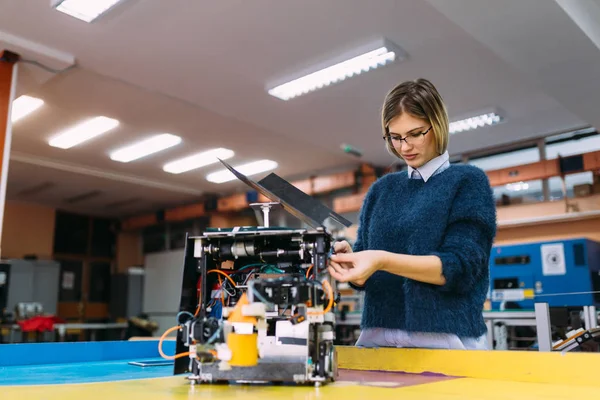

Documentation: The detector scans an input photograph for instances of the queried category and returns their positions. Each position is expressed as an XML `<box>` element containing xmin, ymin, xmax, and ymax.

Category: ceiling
<box><xmin>0</xmin><ymin>0</ymin><xmax>599</xmax><ymax>218</ymax></box>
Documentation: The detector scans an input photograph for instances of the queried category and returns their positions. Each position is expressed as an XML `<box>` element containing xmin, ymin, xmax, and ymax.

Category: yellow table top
<box><xmin>5</xmin><ymin>344</ymin><xmax>600</xmax><ymax>399</ymax></box>
<box><xmin>4</xmin><ymin>373</ymin><xmax>600</xmax><ymax>400</ymax></box>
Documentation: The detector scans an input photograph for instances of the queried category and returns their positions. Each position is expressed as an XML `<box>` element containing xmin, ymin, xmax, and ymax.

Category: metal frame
<box><xmin>534</xmin><ymin>303</ymin><xmax>553</xmax><ymax>352</ymax></box>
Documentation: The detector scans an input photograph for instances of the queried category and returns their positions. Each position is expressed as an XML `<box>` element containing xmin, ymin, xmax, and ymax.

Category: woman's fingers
<box><xmin>334</xmin><ymin>240</ymin><xmax>352</xmax><ymax>254</ymax></box>
<box><xmin>329</xmin><ymin>261</ymin><xmax>346</xmax><ymax>275</ymax></box>
<box><xmin>329</xmin><ymin>260</ymin><xmax>354</xmax><ymax>271</ymax></box>
<box><xmin>328</xmin><ymin>266</ymin><xmax>348</xmax><ymax>282</ymax></box>
<box><xmin>329</xmin><ymin>254</ymin><xmax>357</xmax><ymax>282</ymax></box>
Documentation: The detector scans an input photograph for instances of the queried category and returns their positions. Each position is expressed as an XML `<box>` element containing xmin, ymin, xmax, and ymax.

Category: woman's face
<box><xmin>387</xmin><ymin>112</ymin><xmax>437</xmax><ymax>169</ymax></box>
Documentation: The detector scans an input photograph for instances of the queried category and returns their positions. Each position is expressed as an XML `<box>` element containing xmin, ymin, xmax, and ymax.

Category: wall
<box><xmin>1</xmin><ymin>200</ymin><xmax>145</xmax><ymax>268</ymax></box>
<box><xmin>208</xmin><ymin>213</ymin><xmax>256</xmax><ymax>228</ymax></box>
<box><xmin>496</xmin><ymin>217</ymin><xmax>600</xmax><ymax>245</ymax></box>
<box><xmin>1</xmin><ymin>201</ymin><xmax>56</xmax><ymax>260</ymax></box>
<box><xmin>116</xmin><ymin>231</ymin><xmax>143</xmax><ymax>273</ymax></box>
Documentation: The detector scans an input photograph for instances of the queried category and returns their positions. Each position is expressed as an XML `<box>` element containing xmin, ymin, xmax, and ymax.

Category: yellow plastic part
<box><xmin>226</xmin><ymin>293</ymin><xmax>257</xmax><ymax>325</ymax></box>
<box><xmin>227</xmin><ymin>332</ymin><xmax>258</xmax><ymax>367</ymax></box>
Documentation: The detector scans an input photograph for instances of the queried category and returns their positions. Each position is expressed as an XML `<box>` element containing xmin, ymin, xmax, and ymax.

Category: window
<box><xmin>468</xmin><ymin>146</ymin><xmax>540</xmax><ymax>171</ymax></box>
<box><xmin>545</xmin><ymin>130</ymin><xmax>600</xmax><ymax>159</ymax></box>
<box><xmin>544</xmin><ymin>129</ymin><xmax>599</xmax><ymax>199</ymax></box>
<box><xmin>169</xmin><ymin>220</ymin><xmax>197</xmax><ymax>250</ymax></box>
<box><xmin>493</xmin><ymin>179</ymin><xmax>545</xmax><ymax>205</ymax></box>
<box><xmin>88</xmin><ymin>262</ymin><xmax>111</xmax><ymax>303</ymax></box>
<box><xmin>54</xmin><ymin>212</ymin><xmax>90</xmax><ymax>255</ymax></box>
<box><xmin>468</xmin><ymin>146</ymin><xmax>541</xmax><ymax>204</ymax></box>
<box><xmin>142</xmin><ymin>225</ymin><xmax>167</xmax><ymax>254</ymax></box>
<box><xmin>547</xmin><ymin>172</ymin><xmax>596</xmax><ymax>200</ymax></box>
<box><xmin>91</xmin><ymin>217</ymin><xmax>116</xmax><ymax>258</ymax></box>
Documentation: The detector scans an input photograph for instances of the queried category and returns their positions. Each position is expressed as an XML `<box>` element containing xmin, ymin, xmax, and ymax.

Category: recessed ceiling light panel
<box><xmin>267</xmin><ymin>38</ymin><xmax>406</xmax><ymax>101</ymax></box>
<box><xmin>48</xmin><ymin>116</ymin><xmax>119</xmax><ymax>149</ymax></box>
<box><xmin>163</xmin><ymin>148</ymin><xmax>235</xmax><ymax>174</ymax></box>
<box><xmin>11</xmin><ymin>95</ymin><xmax>44</xmax><ymax>123</ymax></box>
<box><xmin>449</xmin><ymin>112</ymin><xmax>503</xmax><ymax>134</ymax></box>
<box><xmin>110</xmin><ymin>133</ymin><xmax>182</xmax><ymax>163</ymax></box>
<box><xmin>206</xmin><ymin>159</ymin><xmax>278</xmax><ymax>184</ymax></box>
<box><xmin>51</xmin><ymin>0</ymin><xmax>125</xmax><ymax>23</ymax></box>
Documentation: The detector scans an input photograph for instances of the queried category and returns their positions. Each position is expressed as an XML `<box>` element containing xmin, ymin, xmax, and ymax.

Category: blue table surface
<box><xmin>0</xmin><ymin>340</ymin><xmax>179</xmax><ymax>386</ymax></box>
<box><xmin>0</xmin><ymin>358</ymin><xmax>176</xmax><ymax>386</ymax></box>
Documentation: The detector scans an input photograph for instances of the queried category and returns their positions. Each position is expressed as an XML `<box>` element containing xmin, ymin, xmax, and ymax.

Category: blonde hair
<box><xmin>381</xmin><ymin>78</ymin><xmax>449</xmax><ymax>159</ymax></box>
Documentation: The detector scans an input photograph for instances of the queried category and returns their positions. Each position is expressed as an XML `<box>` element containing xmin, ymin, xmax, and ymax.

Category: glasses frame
<box><xmin>383</xmin><ymin>126</ymin><xmax>432</xmax><ymax>147</ymax></box>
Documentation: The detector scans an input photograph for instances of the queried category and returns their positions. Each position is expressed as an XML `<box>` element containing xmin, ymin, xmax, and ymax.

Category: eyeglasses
<box><xmin>383</xmin><ymin>126</ymin><xmax>432</xmax><ymax>147</ymax></box>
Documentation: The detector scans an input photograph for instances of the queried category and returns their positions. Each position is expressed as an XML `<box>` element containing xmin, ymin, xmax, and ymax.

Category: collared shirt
<box><xmin>407</xmin><ymin>150</ymin><xmax>450</xmax><ymax>182</ymax></box>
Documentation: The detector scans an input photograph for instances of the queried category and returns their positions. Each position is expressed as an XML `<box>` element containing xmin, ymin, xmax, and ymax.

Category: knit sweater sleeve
<box><xmin>347</xmin><ymin>180</ymin><xmax>379</xmax><ymax>291</ymax></box>
<box><xmin>351</xmin><ymin>180</ymin><xmax>379</xmax><ymax>253</ymax></box>
<box><xmin>428</xmin><ymin>167</ymin><xmax>497</xmax><ymax>293</ymax></box>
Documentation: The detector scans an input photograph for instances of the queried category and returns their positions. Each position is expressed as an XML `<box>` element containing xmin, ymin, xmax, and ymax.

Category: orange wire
<box><xmin>158</xmin><ymin>326</ymin><xmax>191</xmax><ymax>360</ymax></box>
<box><xmin>308</xmin><ymin>279</ymin><xmax>334</xmax><ymax>315</ymax></box>
<box><xmin>159</xmin><ymin>271</ymin><xmax>235</xmax><ymax>362</ymax></box>
<box><xmin>192</xmin><ymin>270</ymin><xmax>237</xmax><ymax>316</ymax></box>
<box><xmin>207</xmin><ymin>269</ymin><xmax>237</xmax><ymax>287</ymax></box>
<box><xmin>305</xmin><ymin>265</ymin><xmax>313</xmax><ymax>278</ymax></box>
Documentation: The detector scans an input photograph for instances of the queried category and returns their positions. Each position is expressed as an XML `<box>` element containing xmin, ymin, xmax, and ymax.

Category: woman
<box><xmin>328</xmin><ymin>78</ymin><xmax>496</xmax><ymax>350</ymax></box>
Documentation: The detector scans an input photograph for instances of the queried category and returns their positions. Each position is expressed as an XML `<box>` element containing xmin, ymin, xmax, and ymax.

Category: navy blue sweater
<box><xmin>352</xmin><ymin>164</ymin><xmax>497</xmax><ymax>338</ymax></box>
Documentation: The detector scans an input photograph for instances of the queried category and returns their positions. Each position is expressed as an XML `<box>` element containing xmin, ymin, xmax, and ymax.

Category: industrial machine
<box><xmin>489</xmin><ymin>238</ymin><xmax>600</xmax><ymax>310</ymax></box>
<box><xmin>163</xmin><ymin>159</ymin><xmax>351</xmax><ymax>386</ymax></box>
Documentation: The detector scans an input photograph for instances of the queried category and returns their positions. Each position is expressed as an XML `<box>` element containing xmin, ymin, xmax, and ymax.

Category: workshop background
<box><xmin>1</xmin><ymin>0</ymin><xmax>600</xmax><ymax>352</ymax></box>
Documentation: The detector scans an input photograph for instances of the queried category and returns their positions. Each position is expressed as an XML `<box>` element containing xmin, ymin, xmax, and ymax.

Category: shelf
<box><xmin>498</xmin><ymin>209</ymin><xmax>600</xmax><ymax>229</ymax></box>
<box><xmin>483</xmin><ymin>311</ymin><xmax>535</xmax><ymax>319</ymax></box>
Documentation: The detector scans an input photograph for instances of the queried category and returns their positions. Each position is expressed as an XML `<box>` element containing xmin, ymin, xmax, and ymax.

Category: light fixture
<box><xmin>49</xmin><ymin>116</ymin><xmax>119</xmax><ymax>149</ymax></box>
<box><xmin>206</xmin><ymin>160</ymin><xmax>278</xmax><ymax>184</ymax></box>
<box><xmin>11</xmin><ymin>95</ymin><xmax>44</xmax><ymax>123</ymax></box>
<box><xmin>51</xmin><ymin>0</ymin><xmax>125</xmax><ymax>23</ymax></box>
<box><xmin>449</xmin><ymin>112</ymin><xmax>503</xmax><ymax>134</ymax></box>
<box><xmin>267</xmin><ymin>38</ymin><xmax>406</xmax><ymax>101</ymax></box>
<box><xmin>109</xmin><ymin>133</ymin><xmax>182</xmax><ymax>163</ymax></box>
<box><xmin>506</xmin><ymin>181</ymin><xmax>529</xmax><ymax>192</ymax></box>
<box><xmin>163</xmin><ymin>148</ymin><xmax>235</xmax><ymax>174</ymax></box>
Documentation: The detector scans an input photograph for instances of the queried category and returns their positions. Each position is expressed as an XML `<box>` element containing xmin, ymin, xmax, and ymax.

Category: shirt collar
<box><xmin>407</xmin><ymin>151</ymin><xmax>450</xmax><ymax>182</ymax></box>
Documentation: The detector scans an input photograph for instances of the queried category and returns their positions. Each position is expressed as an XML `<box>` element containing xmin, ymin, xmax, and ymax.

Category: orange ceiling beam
<box><xmin>0</xmin><ymin>51</ymin><xmax>19</xmax><ymax>256</ymax></box>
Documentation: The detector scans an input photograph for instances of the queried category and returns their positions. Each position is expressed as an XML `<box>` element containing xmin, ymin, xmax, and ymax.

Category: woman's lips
<box><xmin>403</xmin><ymin>154</ymin><xmax>417</xmax><ymax>160</ymax></box>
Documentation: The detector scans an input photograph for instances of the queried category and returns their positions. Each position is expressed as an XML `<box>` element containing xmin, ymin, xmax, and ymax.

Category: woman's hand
<box><xmin>328</xmin><ymin>250</ymin><xmax>385</xmax><ymax>286</ymax></box>
<box><xmin>333</xmin><ymin>240</ymin><xmax>353</xmax><ymax>254</ymax></box>
<box><xmin>329</xmin><ymin>240</ymin><xmax>355</xmax><ymax>283</ymax></box>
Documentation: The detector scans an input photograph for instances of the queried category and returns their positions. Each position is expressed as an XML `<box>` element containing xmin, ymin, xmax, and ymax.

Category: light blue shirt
<box><xmin>406</xmin><ymin>151</ymin><xmax>450</xmax><ymax>182</ymax></box>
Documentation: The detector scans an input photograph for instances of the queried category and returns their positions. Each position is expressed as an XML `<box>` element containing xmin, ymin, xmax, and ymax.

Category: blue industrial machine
<box><xmin>489</xmin><ymin>238</ymin><xmax>600</xmax><ymax>310</ymax></box>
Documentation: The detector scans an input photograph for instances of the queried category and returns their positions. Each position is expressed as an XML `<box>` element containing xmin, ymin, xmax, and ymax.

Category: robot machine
<box><xmin>168</xmin><ymin>159</ymin><xmax>352</xmax><ymax>386</ymax></box>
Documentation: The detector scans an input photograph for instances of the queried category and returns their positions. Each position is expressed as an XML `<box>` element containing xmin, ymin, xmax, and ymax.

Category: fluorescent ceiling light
<box><xmin>449</xmin><ymin>112</ymin><xmax>503</xmax><ymax>134</ymax></box>
<box><xmin>163</xmin><ymin>148</ymin><xmax>235</xmax><ymax>174</ymax></box>
<box><xmin>207</xmin><ymin>160</ymin><xmax>278</xmax><ymax>184</ymax></box>
<box><xmin>11</xmin><ymin>95</ymin><xmax>44</xmax><ymax>123</ymax></box>
<box><xmin>268</xmin><ymin>39</ymin><xmax>405</xmax><ymax>101</ymax></box>
<box><xmin>52</xmin><ymin>0</ymin><xmax>124</xmax><ymax>23</ymax></box>
<box><xmin>49</xmin><ymin>116</ymin><xmax>119</xmax><ymax>149</ymax></box>
<box><xmin>110</xmin><ymin>133</ymin><xmax>182</xmax><ymax>163</ymax></box>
